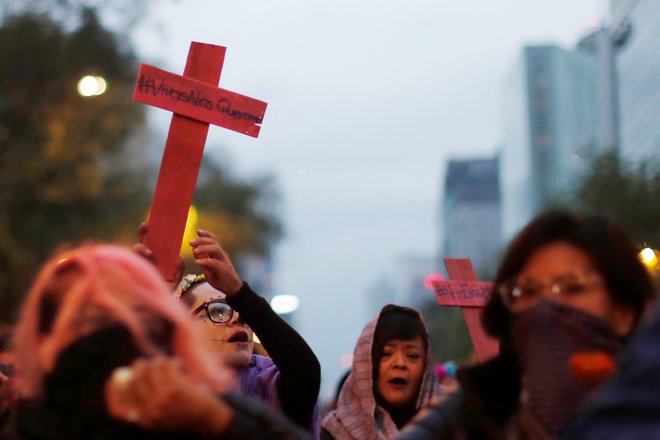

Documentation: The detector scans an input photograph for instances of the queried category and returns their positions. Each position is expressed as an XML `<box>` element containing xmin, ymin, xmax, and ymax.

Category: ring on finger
<box><xmin>111</xmin><ymin>367</ymin><xmax>134</xmax><ymax>390</ymax></box>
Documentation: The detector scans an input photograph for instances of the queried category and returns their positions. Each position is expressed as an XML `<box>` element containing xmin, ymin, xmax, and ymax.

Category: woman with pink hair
<box><xmin>8</xmin><ymin>244</ymin><xmax>308</xmax><ymax>439</ymax></box>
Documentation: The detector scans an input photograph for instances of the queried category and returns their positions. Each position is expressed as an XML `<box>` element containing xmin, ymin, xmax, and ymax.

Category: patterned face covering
<box><xmin>509</xmin><ymin>299</ymin><xmax>622</xmax><ymax>437</ymax></box>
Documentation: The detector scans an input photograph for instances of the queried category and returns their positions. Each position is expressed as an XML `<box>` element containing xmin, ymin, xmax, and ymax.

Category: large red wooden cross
<box><xmin>431</xmin><ymin>258</ymin><xmax>499</xmax><ymax>362</ymax></box>
<box><xmin>132</xmin><ymin>42</ymin><xmax>267</xmax><ymax>280</ymax></box>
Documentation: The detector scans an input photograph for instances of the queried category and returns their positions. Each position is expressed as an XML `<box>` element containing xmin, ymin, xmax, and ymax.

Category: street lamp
<box><xmin>640</xmin><ymin>247</ymin><xmax>658</xmax><ymax>270</ymax></box>
<box><xmin>77</xmin><ymin>75</ymin><xmax>107</xmax><ymax>97</ymax></box>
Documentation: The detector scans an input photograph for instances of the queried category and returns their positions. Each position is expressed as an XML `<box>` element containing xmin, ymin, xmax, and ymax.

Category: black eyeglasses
<box><xmin>498</xmin><ymin>272</ymin><xmax>604</xmax><ymax>310</ymax></box>
<box><xmin>191</xmin><ymin>300</ymin><xmax>234</xmax><ymax>324</ymax></box>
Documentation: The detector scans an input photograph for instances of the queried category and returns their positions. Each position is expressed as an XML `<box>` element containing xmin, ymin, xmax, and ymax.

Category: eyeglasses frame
<box><xmin>191</xmin><ymin>299</ymin><xmax>235</xmax><ymax>324</ymax></box>
<box><xmin>498</xmin><ymin>272</ymin><xmax>604</xmax><ymax>309</ymax></box>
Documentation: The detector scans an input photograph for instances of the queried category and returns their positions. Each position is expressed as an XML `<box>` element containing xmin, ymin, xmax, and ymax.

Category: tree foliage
<box><xmin>192</xmin><ymin>159</ymin><xmax>283</xmax><ymax>267</ymax></box>
<box><xmin>419</xmin><ymin>299</ymin><xmax>474</xmax><ymax>365</ymax></box>
<box><xmin>0</xmin><ymin>10</ymin><xmax>150</xmax><ymax>320</ymax></box>
<box><xmin>563</xmin><ymin>151</ymin><xmax>660</xmax><ymax>249</ymax></box>
<box><xmin>1</xmin><ymin>0</ymin><xmax>155</xmax><ymax>32</ymax></box>
<box><xmin>0</xmin><ymin>10</ymin><xmax>284</xmax><ymax>322</ymax></box>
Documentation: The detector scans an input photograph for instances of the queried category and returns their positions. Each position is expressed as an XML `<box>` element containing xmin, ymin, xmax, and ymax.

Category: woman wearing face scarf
<box><xmin>397</xmin><ymin>210</ymin><xmax>655</xmax><ymax>440</ymax></box>
<box><xmin>6</xmin><ymin>244</ymin><xmax>309</xmax><ymax>440</ymax></box>
<box><xmin>321</xmin><ymin>305</ymin><xmax>442</xmax><ymax>439</ymax></box>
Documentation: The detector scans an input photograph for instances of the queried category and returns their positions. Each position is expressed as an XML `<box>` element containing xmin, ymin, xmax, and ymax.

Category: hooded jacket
<box><xmin>321</xmin><ymin>305</ymin><xmax>441</xmax><ymax>440</ymax></box>
<box><xmin>566</xmin><ymin>296</ymin><xmax>660</xmax><ymax>439</ymax></box>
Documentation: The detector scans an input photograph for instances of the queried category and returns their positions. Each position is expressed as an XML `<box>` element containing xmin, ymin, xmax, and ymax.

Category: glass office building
<box><xmin>500</xmin><ymin>44</ymin><xmax>612</xmax><ymax>240</ymax></box>
<box><xmin>610</xmin><ymin>0</ymin><xmax>660</xmax><ymax>161</ymax></box>
<box><xmin>442</xmin><ymin>157</ymin><xmax>501</xmax><ymax>276</ymax></box>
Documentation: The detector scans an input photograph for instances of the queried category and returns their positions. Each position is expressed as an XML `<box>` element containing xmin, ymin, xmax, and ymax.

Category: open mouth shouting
<box><xmin>378</xmin><ymin>373</ymin><xmax>421</xmax><ymax>408</ymax></box>
<box><xmin>388</xmin><ymin>376</ymin><xmax>409</xmax><ymax>388</ymax></box>
<box><xmin>228</xmin><ymin>329</ymin><xmax>251</xmax><ymax>345</ymax></box>
<box><xmin>213</xmin><ymin>329</ymin><xmax>253</xmax><ymax>347</ymax></box>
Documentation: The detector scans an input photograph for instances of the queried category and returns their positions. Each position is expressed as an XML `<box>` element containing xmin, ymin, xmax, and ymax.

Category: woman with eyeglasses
<box><xmin>397</xmin><ymin>210</ymin><xmax>655</xmax><ymax>440</ymax></box>
<box><xmin>175</xmin><ymin>229</ymin><xmax>321</xmax><ymax>438</ymax></box>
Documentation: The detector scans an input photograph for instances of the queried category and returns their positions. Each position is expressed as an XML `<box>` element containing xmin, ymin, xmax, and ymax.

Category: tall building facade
<box><xmin>576</xmin><ymin>27</ymin><xmax>620</xmax><ymax>151</ymax></box>
<box><xmin>610</xmin><ymin>0</ymin><xmax>660</xmax><ymax>161</ymax></box>
<box><xmin>500</xmin><ymin>43</ymin><xmax>614</xmax><ymax>240</ymax></box>
<box><xmin>442</xmin><ymin>157</ymin><xmax>501</xmax><ymax>277</ymax></box>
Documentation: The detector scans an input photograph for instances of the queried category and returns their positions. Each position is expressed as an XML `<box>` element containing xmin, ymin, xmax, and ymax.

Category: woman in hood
<box><xmin>321</xmin><ymin>304</ymin><xmax>441</xmax><ymax>439</ymax></box>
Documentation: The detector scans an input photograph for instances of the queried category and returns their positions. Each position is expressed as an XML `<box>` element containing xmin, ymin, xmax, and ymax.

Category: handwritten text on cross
<box><xmin>432</xmin><ymin>280</ymin><xmax>493</xmax><ymax>307</ymax></box>
<box><xmin>134</xmin><ymin>64</ymin><xmax>266</xmax><ymax>137</ymax></box>
<box><xmin>133</xmin><ymin>42</ymin><xmax>267</xmax><ymax>281</ymax></box>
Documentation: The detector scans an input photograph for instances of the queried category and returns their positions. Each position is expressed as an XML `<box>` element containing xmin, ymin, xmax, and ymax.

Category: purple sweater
<box><xmin>240</xmin><ymin>354</ymin><xmax>280</xmax><ymax>407</ymax></box>
<box><xmin>229</xmin><ymin>283</ymin><xmax>321</xmax><ymax>439</ymax></box>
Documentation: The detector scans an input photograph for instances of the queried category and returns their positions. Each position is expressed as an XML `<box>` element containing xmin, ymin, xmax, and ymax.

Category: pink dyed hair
<box><xmin>13</xmin><ymin>244</ymin><xmax>233</xmax><ymax>398</ymax></box>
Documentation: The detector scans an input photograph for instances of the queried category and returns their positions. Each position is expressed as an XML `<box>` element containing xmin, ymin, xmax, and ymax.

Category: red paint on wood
<box><xmin>134</xmin><ymin>64</ymin><xmax>266</xmax><ymax>137</ymax></box>
<box><xmin>134</xmin><ymin>42</ymin><xmax>266</xmax><ymax>280</ymax></box>
<box><xmin>439</xmin><ymin>258</ymin><xmax>500</xmax><ymax>362</ymax></box>
<box><xmin>142</xmin><ymin>42</ymin><xmax>226</xmax><ymax>281</ymax></box>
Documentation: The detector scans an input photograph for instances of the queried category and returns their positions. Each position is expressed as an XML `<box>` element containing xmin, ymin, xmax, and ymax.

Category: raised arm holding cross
<box><xmin>133</xmin><ymin>42</ymin><xmax>267</xmax><ymax>281</ymax></box>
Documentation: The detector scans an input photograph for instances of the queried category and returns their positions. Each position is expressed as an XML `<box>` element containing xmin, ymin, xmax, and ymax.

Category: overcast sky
<box><xmin>131</xmin><ymin>0</ymin><xmax>607</xmax><ymax>398</ymax></box>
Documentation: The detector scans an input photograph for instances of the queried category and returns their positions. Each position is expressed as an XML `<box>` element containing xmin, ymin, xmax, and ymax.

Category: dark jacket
<box><xmin>6</xmin><ymin>324</ymin><xmax>311</xmax><ymax>440</ymax></box>
<box><xmin>396</xmin><ymin>351</ymin><xmax>521</xmax><ymax>440</ymax></box>
<box><xmin>566</xmin><ymin>299</ymin><xmax>660</xmax><ymax>440</ymax></box>
<box><xmin>9</xmin><ymin>392</ymin><xmax>310</xmax><ymax>440</ymax></box>
<box><xmin>229</xmin><ymin>282</ymin><xmax>321</xmax><ymax>437</ymax></box>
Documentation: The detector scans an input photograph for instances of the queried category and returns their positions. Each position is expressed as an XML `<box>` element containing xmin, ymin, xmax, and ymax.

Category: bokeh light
<box><xmin>424</xmin><ymin>273</ymin><xmax>445</xmax><ymax>289</ymax></box>
<box><xmin>640</xmin><ymin>247</ymin><xmax>658</xmax><ymax>269</ymax></box>
<box><xmin>270</xmin><ymin>294</ymin><xmax>300</xmax><ymax>314</ymax></box>
<box><xmin>340</xmin><ymin>354</ymin><xmax>353</xmax><ymax>368</ymax></box>
<box><xmin>180</xmin><ymin>205</ymin><xmax>199</xmax><ymax>256</ymax></box>
<box><xmin>77</xmin><ymin>75</ymin><xmax>107</xmax><ymax>97</ymax></box>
